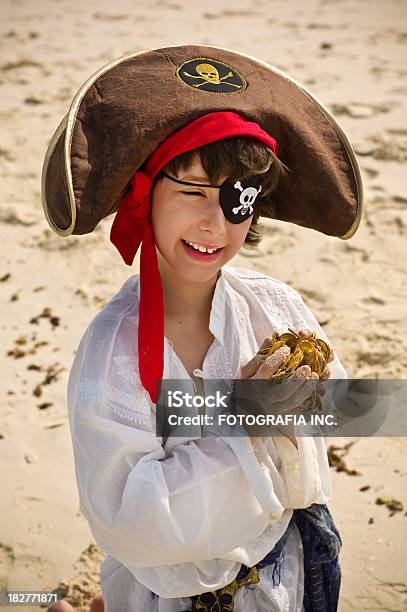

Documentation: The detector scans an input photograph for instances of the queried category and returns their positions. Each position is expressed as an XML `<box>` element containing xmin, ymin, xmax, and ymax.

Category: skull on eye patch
<box><xmin>160</xmin><ymin>172</ymin><xmax>263</xmax><ymax>224</ymax></box>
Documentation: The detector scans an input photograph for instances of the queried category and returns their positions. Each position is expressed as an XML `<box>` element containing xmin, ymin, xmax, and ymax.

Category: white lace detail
<box><xmin>110</xmin><ymin>403</ymin><xmax>150</xmax><ymax>426</ymax></box>
<box><xmin>76</xmin><ymin>376</ymin><xmax>151</xmax><ymax>429</ymax></box>
<box><xmin>113</xmin><ymin>353</ymin><xmax>139</xmax><ymax>385</ymax></box>
<box><xmin>76</xmin><ymin>377</ymin><xmax>106</xmax><ymax>401</ymax></box>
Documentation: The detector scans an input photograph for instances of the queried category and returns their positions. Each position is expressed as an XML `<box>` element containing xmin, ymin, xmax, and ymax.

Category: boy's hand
<box><xmin>241</xmin><ymin>329</ymin><xmax>326</xmax><ymax>380</ymax></box>
<box><xmin>239</xmin><ymin>329</ymin><xmax>330</xmax><ymax>445</ymax></box>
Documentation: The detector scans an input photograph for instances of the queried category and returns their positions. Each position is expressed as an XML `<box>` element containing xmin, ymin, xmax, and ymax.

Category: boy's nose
<box><xmin>198</xmin><ymin>194</ymin><xmax>226</xmax><ymax>235</ymax></box>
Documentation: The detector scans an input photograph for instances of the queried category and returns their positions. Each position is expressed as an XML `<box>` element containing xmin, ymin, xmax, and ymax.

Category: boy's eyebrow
<box><xmin>181</xmin><ymin>174</ymin><xmax>210</xmax><ymax>182</ymax></box>
<box><xmin>161</xmin><ymin>171</ymin><xmax>222</xmax><ymax>188</ymax></box>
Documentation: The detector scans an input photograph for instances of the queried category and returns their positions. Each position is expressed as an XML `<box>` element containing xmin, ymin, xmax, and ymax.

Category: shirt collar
<box><xmin>209</xmin><ymin>270</ymin><xmax>227</xmax><ymax>345</ymax></box>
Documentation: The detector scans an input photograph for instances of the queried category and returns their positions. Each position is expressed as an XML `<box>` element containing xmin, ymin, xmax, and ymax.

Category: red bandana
<box><xmin>110</xmin><ymin>112</ymin><xmax>278</xmax><ymax>403</ymax></box>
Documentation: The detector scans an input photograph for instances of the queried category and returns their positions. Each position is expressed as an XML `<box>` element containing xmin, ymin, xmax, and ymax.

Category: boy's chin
<box><xmin>173</xmin><ymin>263</ymin><xmax>223</xmax><ymax>285</ymax></box>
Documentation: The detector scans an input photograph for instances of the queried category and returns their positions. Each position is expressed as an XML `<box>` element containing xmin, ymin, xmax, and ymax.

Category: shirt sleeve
<box><xmin>255</xmin><ymin>282</ymin><xmax>348</xmax><ymax>506</ymax></box>
<box><xmin>68</xmin><ymin>316</ymin><xmax>296</xmax><ymax>584</ymax></box>
<box><xmin>251</xmin><ymin>435</ymin><xmax>332</xmax><ymax>508</ymax></box>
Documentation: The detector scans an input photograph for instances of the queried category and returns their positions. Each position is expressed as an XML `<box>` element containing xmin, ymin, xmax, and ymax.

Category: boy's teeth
<box><xmin>185</xmin><ymin>241</ymin><xmax>218</xmax><ymax>254</ymax></box>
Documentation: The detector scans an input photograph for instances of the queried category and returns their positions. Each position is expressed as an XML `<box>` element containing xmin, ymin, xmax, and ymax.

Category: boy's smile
<box><xmin>151</xmin><ymin>155</ymin><xmax>252</xmax><ymax>284</ymax></box>
<box><xmin>181</xmin><ymin>238</ymin><xmax>224</xmax><ymax>261</ymax></box>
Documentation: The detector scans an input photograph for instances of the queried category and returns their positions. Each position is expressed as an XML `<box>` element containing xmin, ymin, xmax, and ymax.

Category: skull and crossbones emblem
<box><xmin>183</xmin><ymin>63</ymin><xmax>242</xmax><ymax>89</ymax></box>
<box><xmin>232</xmin><ymin>181</ymin><xmax>262</xmax><ymax>215</ymax></box>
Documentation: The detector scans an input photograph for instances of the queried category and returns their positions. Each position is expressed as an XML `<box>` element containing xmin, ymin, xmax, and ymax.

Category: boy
<box><xmin>44</xmin><ymin>46</ymin><xmax>362</xmax><ymax>611</ymax></box>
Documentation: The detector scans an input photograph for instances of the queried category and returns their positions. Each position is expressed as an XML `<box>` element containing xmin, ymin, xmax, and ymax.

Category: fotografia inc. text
<box><xmin>167</xmin><ymin>414</ymin><xmax>338</xmax><ymax>427</ymax></box>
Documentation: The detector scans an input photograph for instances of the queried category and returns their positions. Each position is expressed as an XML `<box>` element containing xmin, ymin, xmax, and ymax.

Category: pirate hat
<box><xmin>41</xmin><ymin>45</ymin><xmax>363</xmax><ymax>403</ymax></box>
<box><xmin>42</xmin><ymin>44</ymin><xmax>362</xmax><ymax>239</ymax></box>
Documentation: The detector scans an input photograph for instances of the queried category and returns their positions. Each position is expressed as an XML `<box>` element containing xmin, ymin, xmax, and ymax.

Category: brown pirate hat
<box><xmin>41</xmin><ymin>44</ymin><xmax>363</xmax><ymax>239</ymax></box>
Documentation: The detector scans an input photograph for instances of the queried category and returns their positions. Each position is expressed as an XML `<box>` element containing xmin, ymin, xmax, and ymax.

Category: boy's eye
<box><xmin>181</xmin><ymin>190</ymin><xmax>205</xmax><ymax>197</ymax></box>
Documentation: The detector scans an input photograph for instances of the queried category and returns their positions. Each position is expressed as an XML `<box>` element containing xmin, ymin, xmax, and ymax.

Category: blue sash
<box><xmin>175</xmin><ymin>503</ymin><xmax>342</xmax><ymax>611</ymax></box>
<box><xmin>235</xmin><ymin>503</ymin><xmax>341</xmax><ymax>611</ymax></box>
<box><xmin>292</xmin><ymin>504</ymin><xmax>342</xmax><ymax>612</ymax></box>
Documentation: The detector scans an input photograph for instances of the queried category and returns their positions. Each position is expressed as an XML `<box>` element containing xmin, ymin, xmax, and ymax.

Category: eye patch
<box><xmin>161</xmin><ymin>171</ymin><xmax>263</xmax><ymax>224</ymax></box>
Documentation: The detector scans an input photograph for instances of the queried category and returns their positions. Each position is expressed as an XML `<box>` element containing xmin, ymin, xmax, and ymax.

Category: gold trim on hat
<box><xmin>41</xmin><ymin>113</ymin><xmax>71</xmax><ymax>235</ymax></box>
<box><xmin>42</xmin><ymin>45</ymin><xmax>362</xmax><ymax>239</ymax></box>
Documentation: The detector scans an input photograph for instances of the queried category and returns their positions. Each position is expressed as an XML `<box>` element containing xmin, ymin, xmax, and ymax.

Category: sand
<box><xmin>0</xmin><ymin>0</ymin><xmax>406</xmax><ymax>609</ymax></box>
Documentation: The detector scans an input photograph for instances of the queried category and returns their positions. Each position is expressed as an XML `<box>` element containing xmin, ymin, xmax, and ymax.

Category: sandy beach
<box><xmin>1</xmin><ymin>0</ymin><xmax>406</xmax><ymax>609</ymax></box>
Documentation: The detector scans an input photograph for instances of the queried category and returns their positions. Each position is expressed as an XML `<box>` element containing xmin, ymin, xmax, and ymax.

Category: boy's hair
<box><xmin>161</xmin><ymin>137</ymin><xmax>289</xmax><ymax>246</ymax></box>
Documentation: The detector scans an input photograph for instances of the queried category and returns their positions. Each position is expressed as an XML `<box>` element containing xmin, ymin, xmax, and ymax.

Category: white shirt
<box><xmin>67</xmin><ymin>266</ymin><xmax>346</xmax><ymax>612</ymax></box>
